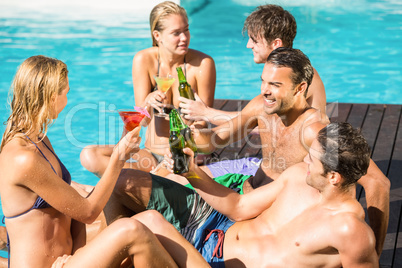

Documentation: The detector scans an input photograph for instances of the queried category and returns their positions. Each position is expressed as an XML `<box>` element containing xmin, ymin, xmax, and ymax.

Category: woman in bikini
<box><xmin>80</xmin><ymin>1</ymin><xmax>216</xmax><ymax>176</ymax></box>
<box><xmin>0</xmin><ymin>55</ymin><xmax>209</xmax><ymax>267</ymax></box>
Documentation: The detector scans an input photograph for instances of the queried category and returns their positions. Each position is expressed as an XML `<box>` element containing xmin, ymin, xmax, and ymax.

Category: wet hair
<box><xmin>243</xmin><ymin>4</ymin><xmax>297</xmax><ymax>48</ymax></box>
<box><xmin>1</xmin><ymin>55</ymin><xmax>68</xmax><ymax>151</ymax></box>
<box><xmin>317</xmin><ymin>122</ymin><xmax>371</xmax><ymax>189</ymax></box>
<box><xmin>267</xmin><ymin>47</ymin><xmax>314</xmax><ymax>94</ymax></box>
<box><xmin>149</xmin><ymin>1</ymin><xmax>188</xmax><ymax>46</ymax></box>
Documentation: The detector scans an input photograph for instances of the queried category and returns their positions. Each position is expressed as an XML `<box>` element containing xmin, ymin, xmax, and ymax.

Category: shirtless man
<box><xmin>179</xmin><ymin>4</ymin><xmax>326</xmax><ymax>124</ymax></box>
<box><xmin>105</xmin><ymin>47</ymin><xmax>389</xmax><ymax>255</ymax></box>
<box><xmin>107</xmin><ymin>122</ymin><xmax>378</xmax><ymax>267</ymax></box>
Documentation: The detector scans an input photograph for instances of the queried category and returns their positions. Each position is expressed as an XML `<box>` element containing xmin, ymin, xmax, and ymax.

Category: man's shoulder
<box><xmin>240</xmin><ymin>95</ymin><xmax>264</xmax><ymax>116</ymax></box>
<box><xmin>329</xmin><ymin>210</ymin><xmax>376</xmax><ymax>252</ymax></box>
<box><xmin>300</xmin><ymin>108</ymin><xmax>328</xmax><ymax>140</ymax></box>
<box><xmin>278</xmin><ymin>162</ymin><xmax>308</xmax><ymax>182</ymax></box>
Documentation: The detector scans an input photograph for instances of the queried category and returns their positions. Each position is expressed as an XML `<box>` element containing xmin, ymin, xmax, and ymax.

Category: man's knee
<box><xmin>80</xmin><ymin>145</ymin><xmax>101</xmax><ymax>174</ymax></box>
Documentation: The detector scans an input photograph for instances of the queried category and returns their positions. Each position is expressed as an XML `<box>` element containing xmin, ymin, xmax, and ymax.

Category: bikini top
<box><xmin>4</xmin><ymin>135</ymin><xmax>72</xmax><ymax>219</ymax></box>
<box><xmin>152</xmin><ymin>55</ymin><xmax>187</xmax><ymax>92</ymax></box>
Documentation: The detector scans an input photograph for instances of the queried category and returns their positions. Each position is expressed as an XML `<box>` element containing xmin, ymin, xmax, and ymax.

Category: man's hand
<box><xmin>179</xmin><ymin>93</ymin><xmax>209</xmax><ymax>122</ymax></box>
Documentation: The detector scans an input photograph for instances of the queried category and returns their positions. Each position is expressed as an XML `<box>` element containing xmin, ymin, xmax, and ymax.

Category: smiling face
<box><xmin>154</xmin><ymin>14</ymin><xmax>190</xmax><ymax>55</ymax></box>
<box><xmin>260</xmin><ymin>63</ymin><xmax>299</xmax><ymax>116</ymax></box>
<box><xmin>246</xmin><ymin>34</ymin><xmax>274</xmax><ymax>64</ymax></box>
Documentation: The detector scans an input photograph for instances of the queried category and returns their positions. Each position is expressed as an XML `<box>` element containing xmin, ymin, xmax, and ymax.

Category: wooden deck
<box><xmin>212</xmin><ymin>100</ymin><xmax>402</xmax><ymax>268</ymax></box>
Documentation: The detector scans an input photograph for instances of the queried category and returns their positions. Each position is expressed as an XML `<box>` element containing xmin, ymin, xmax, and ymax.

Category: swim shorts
<box><xmin>194</xmin><ymin>210</ymin><xmax>234</xmax><ymax>267</ymax></box>
<box><xmin>146</xmin><ymin>174</ymin><xmax>215</xmax><ymax>241</ymax></box>
<box><xmin>206</xmin><ymin>157</ymin><xmax>261</xmax><ymax>177</ymax></box>
<box><xmin>186</xmin><ymin>173</ymin><xmax>252</xmax><ymax>195</ymax></box>
<box><xmin>146</xmin><ymin>175</ymin><xmax>234</xmax><ymax>266</ymax></box>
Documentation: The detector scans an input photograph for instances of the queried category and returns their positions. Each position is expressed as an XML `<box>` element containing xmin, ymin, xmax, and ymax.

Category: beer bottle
<box><xmin>170</xmin><ymin>109</ymin><xmax>198</xmax><ymax>156</ymax></box>
<box><xmin>176</xmin><ymin>66</ymin><xmax>195</xmax><ymax>100</ymax></box>
<box><xmin>169</xmin><ymin>110</ymin><xmax>189</xmax><ymax>174</ymax></box>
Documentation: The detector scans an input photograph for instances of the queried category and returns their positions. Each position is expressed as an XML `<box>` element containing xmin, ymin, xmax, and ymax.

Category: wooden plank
<box><xmin>377</xmin><ymin>105</ymin><xmax>402</xmax><ymax>267</ymax></box>
<box><xmin>325</xmin><ymin>102</ymin><xmax>337</xmax><ymax>118</ymax></box>
<box><xmin>394</xmin><ymin>189</ymin><xmax>402</xmax><ymax>268</ymax></box>
<box><xmin>346</xmin><ymin>103</ymin><xmax>368</xmax><ymax>129</ymax></box>
<box><xmin>386</xmin><ymin>106</ymin><xmax>402</xmax><ymax>268</ymax></box>
<box><xmin>360</xmin><ymin>105</ymin><xmax>385</xmax><ymax>152</ymax></box>
<box><xmin>213</xmin><ymin>99</ymin><xmax>228</xmax><ymax>110</ymax></box>
<box><xmin>213</xmin><ymin>100</ymin><xmax>250</xmax><ymax>157</ymax></box>
<box><xmin>329</xmin><ymin>102</ymin><xmax>352</xmax><ymax>122</ymax></box>
<box><xmin>355</xmin><ymin>104</ymin><xmax>385</xmax><ymax>201</ymax></box>
<box><xmin>219</xmin><ymin>99</ymin><xmax>246</xmax><ymax>112</ymax></box>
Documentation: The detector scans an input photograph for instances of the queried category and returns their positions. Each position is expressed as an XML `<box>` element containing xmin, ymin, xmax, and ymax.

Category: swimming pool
<box><xmin>0</xmin><ymin>0</ymin><xmax>401</xmax><ymax>258</ymax></box>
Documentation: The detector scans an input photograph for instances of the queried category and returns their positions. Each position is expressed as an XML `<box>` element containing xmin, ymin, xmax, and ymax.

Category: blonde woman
<box><xmin>0</xmin><ymin>55</ymin><xmax>208</xmax><ymax>267</ymax></box>
<box><xmin>80</xmin><ymin>1</ymin><xmax>216</xmax><ymax>177</ymax></box>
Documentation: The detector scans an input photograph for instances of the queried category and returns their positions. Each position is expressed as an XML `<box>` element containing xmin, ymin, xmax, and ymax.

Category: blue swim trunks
<box><xmin>146</xmin><ymin>175</ymin><xmax>234</xmax><ymax>266</ymax></box>
<box><xmin>206</xmin><ymin>157</ymin><xmax>261</xmax><ymax>177</ymax></box>
<box><xmin>194</xmin><ymin>210</ymin><xmax>234</xmax><ymax>267</ymax></box>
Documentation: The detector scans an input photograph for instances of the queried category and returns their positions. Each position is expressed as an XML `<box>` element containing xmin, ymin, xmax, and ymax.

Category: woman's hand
<box><xmin>113</xmin><ymin>126</ymin><xmax>142</xmax><ymax>163</ymax></box>
<box><xmin>145</xmin><ymin>90</ymin><xmax>167</xmax><ymax>114</ymax></box>
<box><xmin>178</xmin><ymin>93</ymin><xmax>209</xmax><ymax>122</ymax></box>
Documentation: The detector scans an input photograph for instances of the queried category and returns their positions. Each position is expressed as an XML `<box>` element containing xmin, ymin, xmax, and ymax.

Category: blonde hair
<box><xmin>149</xmin><ymin>1</ymin><xmax>188</xmax><ymax>46</ymax></box>
<box><xmin>1</xmin><ymin>55</ymin><xmax>68</xmax><ymax>151</ymax></box>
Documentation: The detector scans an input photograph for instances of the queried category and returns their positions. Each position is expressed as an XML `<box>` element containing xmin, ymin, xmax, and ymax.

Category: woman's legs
<box><xmin>62</xmin><ymin>217</ymin><xmax>178</xmax><ymax>268</ymax></box>
<box><xmin>133</xmin><ymin>210</ymin><xmax>210</xmax><ymax>267</ymax></box>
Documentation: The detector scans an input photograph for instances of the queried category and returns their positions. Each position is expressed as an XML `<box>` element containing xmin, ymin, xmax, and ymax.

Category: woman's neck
<box><xmin>158</xmin><ymin>47</ymin><xmax>185</xmax><ymax>70</ymax></box>
<box><xmin>25</xmin><ymin>131</ymin><xmax>43</xmax><ymax>143</ymax></box>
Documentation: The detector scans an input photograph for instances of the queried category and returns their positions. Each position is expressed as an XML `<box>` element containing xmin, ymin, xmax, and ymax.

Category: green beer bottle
<box><xmin>170</xmin><ymin>109</ymin><xmax>198</xmax><ymax>156</ymax></box>
<box><xmin>176</xmin><ymin>66</ymin><xmax>195</xmax><ymax>100</ymax></box>
<box><xmin>169</xmin><ymin>110</ymin><xmax>189</xmax><ymax>174</ymax></box>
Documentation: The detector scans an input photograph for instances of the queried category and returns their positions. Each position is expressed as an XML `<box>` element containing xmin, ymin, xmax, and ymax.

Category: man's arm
<box><xmin>358</xmin><ymin>160</ymin><xmax>390</xmax><ymax>256</ymax></box>
<box><xmin>179</xmin><ymin>93</ymin><xmax>240</xmax><ymax>125</ymax></box>
<box><xmin>194</xmin><ymin>95</ymin><xmax>261</xmax><ymax>154</ymax></box>
<box><xmin>182</xmin><ymin>148</ymin><xmax>288</xmax><ymax>221</ymax></box>
<box><xmin>306</xmin><ymin>68</ymin><xmax>326</xmax><ymax>115</ymax></box>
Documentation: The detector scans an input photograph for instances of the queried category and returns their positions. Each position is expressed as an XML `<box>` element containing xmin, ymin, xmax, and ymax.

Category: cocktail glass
<box><xmin>154</xmin><ymin>75</ymin><xmax>175</xmax><ymax>117</ymax></box>
<box><xmin>118</xmin><ymin>109</ymin><xmax>146</xmax><ymax>163</ymax></box>
<box><xmin>118</xmin><ymin>109</ymin><xmax>146</xmax><ymax>132</ymax></box>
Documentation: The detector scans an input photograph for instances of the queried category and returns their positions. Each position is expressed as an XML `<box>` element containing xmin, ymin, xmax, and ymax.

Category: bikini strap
<box><xmin>24</xmin><ymin>134</ymin><xmax>57</xmax><ymax>175</ymax></box>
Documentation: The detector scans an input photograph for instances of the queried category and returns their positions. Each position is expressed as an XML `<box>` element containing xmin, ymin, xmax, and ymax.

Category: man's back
<box><xmin>223</xmin><ymin>163</ymin><xmax>378</xmax><ymax>267</ymax></box>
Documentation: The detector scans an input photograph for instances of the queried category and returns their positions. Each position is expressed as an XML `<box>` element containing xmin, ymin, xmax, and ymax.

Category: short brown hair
<box><xmin>243</xmin><ymin>5</ymin><xmax>297</xmax><ymax>48</ymax></box>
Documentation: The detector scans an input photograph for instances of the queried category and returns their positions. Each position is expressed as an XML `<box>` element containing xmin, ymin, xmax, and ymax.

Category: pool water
<box><xmin>0</xmin><ymin>0</ymin><xmax>401</xmax><ymax>258</ymax></box>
